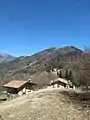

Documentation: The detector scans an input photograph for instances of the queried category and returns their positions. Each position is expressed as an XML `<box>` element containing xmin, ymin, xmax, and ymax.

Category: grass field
<box><xmin>0</xmin><ymin>87</ymin><xmax>90</xmax><ymax>120</ymax></box>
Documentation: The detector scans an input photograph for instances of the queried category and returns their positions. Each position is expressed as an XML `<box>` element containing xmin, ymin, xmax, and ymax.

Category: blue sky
<box><xmin>0</xmin><ymin>0</ymin><xmax>90</xmax><ymax>56</ymax></box>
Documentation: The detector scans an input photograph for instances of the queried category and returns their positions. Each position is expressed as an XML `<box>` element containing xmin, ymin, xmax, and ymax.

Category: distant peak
<box><xmin>58</xmin><ymin>45</ymin><xmax>83</xmax><ymax>51</ymax></box>
<box><xmin>0</xmin><ymin>52</ymin><xmax>11</xmax><ymax>57</ymax></box>
<box><xmin>0</xmin><ymin>52</ymin><xmax>16</xmax><ymax>62</ymax></box>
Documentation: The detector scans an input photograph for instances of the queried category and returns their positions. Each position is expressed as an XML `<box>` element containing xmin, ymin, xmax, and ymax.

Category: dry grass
<box><xmin>0</xmin><ymin>87</ymin><xmax>90</xmax><ymax>120</ymax></box>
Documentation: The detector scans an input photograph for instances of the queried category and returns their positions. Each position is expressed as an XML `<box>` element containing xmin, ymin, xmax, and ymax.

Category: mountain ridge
<box><xmin>0</xmin><ymin>46</ymin><xmax>83</xmax><ymax>82</ymax></box>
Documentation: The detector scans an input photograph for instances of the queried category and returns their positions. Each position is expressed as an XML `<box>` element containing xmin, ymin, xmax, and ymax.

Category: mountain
<box><xmin>45</xmin><ymin>46</ymin><xmax>83</xmax><ymax>69</ymax></box>
<box><xmin>0</xmin><ymin>46</ymin><xmax>83</xmax><ymax>85</ymax></box>
<box><xmin>0</xmin><ymin>53</ymin><xmax>16</xmax><ymax>63</ymax></box>
<box><xmin>0</xmin><ymin>47</ymin><xmax>56</xmax><ymax>73</ymax></box>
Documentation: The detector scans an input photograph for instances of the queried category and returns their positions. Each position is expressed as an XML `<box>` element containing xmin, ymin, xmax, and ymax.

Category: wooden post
<box><xmin>73</xmin><ymin>86</ymin><xmax>75</xmax><ymax>90</ymax></box>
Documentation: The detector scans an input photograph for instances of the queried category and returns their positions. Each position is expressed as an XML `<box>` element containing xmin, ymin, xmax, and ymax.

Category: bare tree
<box><xmin>75</xmin><ymin>51</ymin><xmax>90</xmax><ymax>90</ymax></box>
<box><xmin>82</xmin><ymin>52</ymin><xmax>90</xmax><ymax>89</ymax></box>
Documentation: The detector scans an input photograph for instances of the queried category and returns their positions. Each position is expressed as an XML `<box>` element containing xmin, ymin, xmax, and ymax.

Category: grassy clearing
<box><xmin>0</xmin><ymin>87</ymin><xmax>90</xmax><ymax>120</ymax></box>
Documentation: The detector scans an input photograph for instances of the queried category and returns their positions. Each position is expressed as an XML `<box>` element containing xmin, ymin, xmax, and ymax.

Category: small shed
<box><xmin>26</xmin><ymin>79</ymin><xmax>37</xmax><ymax>90</ymax></box>
<box><xmin>50</xmin><ymin>78</ymin><xmax>68</xmax><ymax>88</ymax></box>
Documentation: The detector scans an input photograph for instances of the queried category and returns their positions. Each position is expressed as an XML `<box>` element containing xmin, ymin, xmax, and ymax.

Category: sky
<box><xmin>0</xmin><ymin>0</ymin><xmax>90</xmax><ymax>56</ymax></box>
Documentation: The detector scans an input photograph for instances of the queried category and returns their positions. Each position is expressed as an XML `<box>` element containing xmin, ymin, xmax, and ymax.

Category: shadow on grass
<box><xmin>60</xmin><ymin>90</ymin><xmax>90</xmax><ymax>108</ymax></box>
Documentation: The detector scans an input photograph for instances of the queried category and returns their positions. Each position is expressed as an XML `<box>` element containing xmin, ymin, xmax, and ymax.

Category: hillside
<box><xmin>0</xmin><ymin>47</ymin><xmax>56</xmax><ymax>74</ymax></box>
<box><xmin>0</xmin><ymin>87</ymin><xmax>90</xmax><ymax>120</ymax></box>
<box><xmin>0</xmin><ymin>46</ymin><xmax>83</xmax><ymax>85</ymax></box>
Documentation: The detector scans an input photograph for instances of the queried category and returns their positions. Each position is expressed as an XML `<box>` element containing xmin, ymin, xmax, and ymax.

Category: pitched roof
<box><xmin>50</xmin><ymin>78</ymin><xmax>68</xmax><ymax>85</ymax></box>
<box><xmin>4</xmin><ymin>80</ymin><xmax>28</xmax><ymax>89</ymax></box>
<box><xmin>56</xmin><ymin>78</ymin><xmax>68</xmax><ymax>84</ymax></box>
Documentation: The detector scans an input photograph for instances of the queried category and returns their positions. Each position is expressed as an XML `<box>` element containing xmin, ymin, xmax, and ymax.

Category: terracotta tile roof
<box><xmin>4</xmin><ymin>80</ymin><xmax>28</xmax><ymax>89</ymax></box>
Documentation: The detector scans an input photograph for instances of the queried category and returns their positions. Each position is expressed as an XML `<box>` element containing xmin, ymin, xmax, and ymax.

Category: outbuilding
<box><xmin>50</xmin><ymin>78</ymin><xmax>68</xmax><ymax>88</ymax></box>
